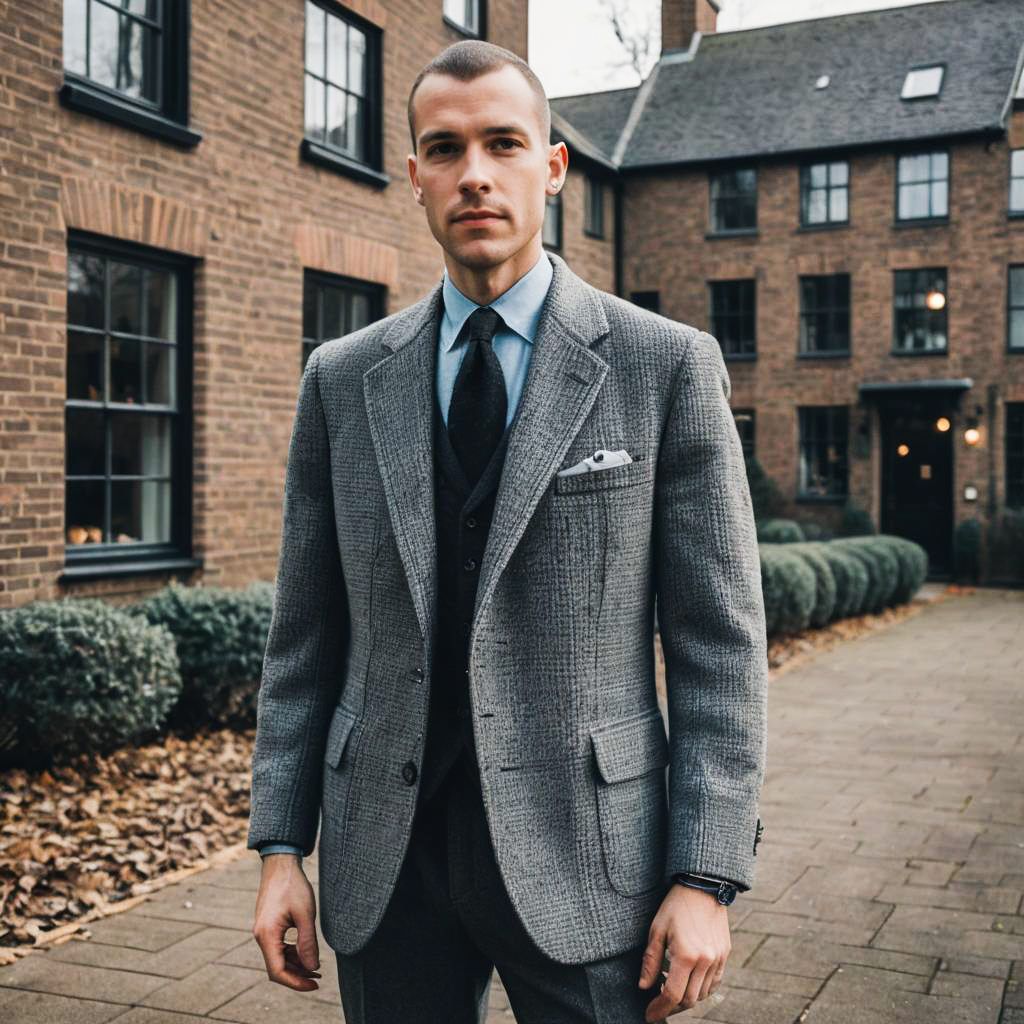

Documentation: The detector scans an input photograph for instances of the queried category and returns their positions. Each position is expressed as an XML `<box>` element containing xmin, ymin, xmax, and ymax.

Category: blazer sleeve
<box><xmin>247</xmin><ymin>344</ymin><xmax>350</xmax><ymax>857</ymax></box>
<box><xmin>654</xmin><ymin>329</ymin><xmax>768</xmax><ymax>892</ymax></box>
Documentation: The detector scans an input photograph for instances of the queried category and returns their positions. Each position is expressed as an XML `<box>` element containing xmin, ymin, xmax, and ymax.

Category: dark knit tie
<box><xmin>447</xmin><ymin>306</ymin><xmax>508</xmax><ymax>489</ymax></box>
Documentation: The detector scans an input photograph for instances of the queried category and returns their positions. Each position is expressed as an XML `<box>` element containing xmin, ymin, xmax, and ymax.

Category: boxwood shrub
<box><xmin>782</xmin><ymin>543</ymin><xmax>837</xmax><ymax>627</ymax></box>
<box><xmin>759</xmin><ymin>545</ymin><xmax>817</xmax><ymax>634</ymax></box>
<box><xmin>0</xmin><ymin>598</ymin><xmax>181</xmax><ymax>766</ymax></box>
<box><xmin>757</xmin><ymin>518</ymin><xmax>806</xmax><ymax>544</ymax></box>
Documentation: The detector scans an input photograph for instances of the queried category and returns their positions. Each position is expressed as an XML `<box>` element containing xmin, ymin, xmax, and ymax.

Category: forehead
<box><xmin>414</xmin><ymin>65</ymin><xmax>540</xmax><ymax>138</ymax></box>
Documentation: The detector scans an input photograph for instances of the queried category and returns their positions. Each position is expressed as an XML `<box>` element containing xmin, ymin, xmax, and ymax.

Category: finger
<box><xmin>644</xmin><ymin>953</ymin><xmax>693</xmax><ymax>1021</ymax></box>
<box><xmin>295</xmin><ymin>911</ymin><xmax>321</xmax><ymax>972</ymax></box>
<box><xmin>638</xmin><ymin>930</ymin><xmax>667</xmax><ymax>989</ymax></box>
<box><xmin>681</xmin><ymin>957</ymin><xmax>711</xmax><ymax>1009</ymax></box>
<box><xmin>284</xmin><ymin>943</ymin><xmax>322</xmax><ymax>980</ymax></box>
<box><xmin>700</xmin><ymin>957</ymin><xmax>724</xmax><ymax>1001</ymax></box>
<box><xmin>259</xmin><ymin>931</ymin><xmax>320</xmax><ymax>990</ymax></box>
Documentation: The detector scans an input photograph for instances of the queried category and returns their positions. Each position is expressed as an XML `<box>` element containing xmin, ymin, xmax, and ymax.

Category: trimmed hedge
<box><xmin>759</xmin><ymin>545</ymin><xmax>817</xmax><ymax>634</ymax></box>
<box><xmin>757</xmin><ymin>518</ymin><xmax>805</xmax><ymax>544</ymax></box>
<box><xmin>129</xmin><ymin>580</ymin><xmax>274</xmax><ymax>732</ymax></box>
<box><xmin>0</xmin><ymin>598</ymin><xmax>181</xmax><ymax>766</ymax></box>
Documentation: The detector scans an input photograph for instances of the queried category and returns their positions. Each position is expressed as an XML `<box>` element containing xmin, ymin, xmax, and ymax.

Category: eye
<box><xmin>494</xmin><ymin>138</ymin><xmax>521</xmax><ymax>150</ymax></box>
<box><xmin>427</xmin><ymin>142</ymin><xmax>455</xmax><ymax>156</ymax></box>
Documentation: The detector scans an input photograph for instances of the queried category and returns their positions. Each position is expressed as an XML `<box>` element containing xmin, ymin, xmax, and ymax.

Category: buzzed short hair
<box><xmin>407</xmin><ymin>40</ymin><xmax>551</xmax><ymax>152</ymax></box>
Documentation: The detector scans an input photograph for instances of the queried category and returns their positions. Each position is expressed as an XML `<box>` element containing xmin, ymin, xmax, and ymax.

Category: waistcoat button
<box><xmin>465</xmin><ymin>516</ymin><xmax>477</xmax><ymax>528</ymax></box>
<box><xmin>464</xmin><ymin>557</ymin><xmax>477</xmax><ymax>571</ymax></box>
<box><xmin>401</xmin><ymin>761</ymin><xmax>418</xmax><ymax>785</ymax></box>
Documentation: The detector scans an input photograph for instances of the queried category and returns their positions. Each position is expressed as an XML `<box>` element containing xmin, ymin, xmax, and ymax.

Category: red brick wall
<box><xmin>551</xmin><ymin>168</ymin><xmax>616</xmax><ymax>295</ymax></box>
<box><xmin>0</xmin><ymin>0</ymin><xmax>529</xmax><ymax>607</ymax></box>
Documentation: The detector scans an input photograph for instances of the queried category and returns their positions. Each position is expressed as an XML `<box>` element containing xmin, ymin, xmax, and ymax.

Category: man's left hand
<box><xmin>638</xmin><ymin>882</ymin><xmax>732</xmax><ymax>1022</ymax></box>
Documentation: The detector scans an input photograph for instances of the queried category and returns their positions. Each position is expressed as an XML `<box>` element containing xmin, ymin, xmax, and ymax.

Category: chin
<box><xmin>446</xmin><ymin>238</ymin><xmax>512</xmax><ymax>270</ymax></box>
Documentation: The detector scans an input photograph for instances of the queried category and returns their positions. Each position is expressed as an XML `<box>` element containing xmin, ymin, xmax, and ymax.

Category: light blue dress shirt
<box><xmin>258</xmin><ymin>251</ymin><xmax>554</xmax><ymax>862</ymax></box>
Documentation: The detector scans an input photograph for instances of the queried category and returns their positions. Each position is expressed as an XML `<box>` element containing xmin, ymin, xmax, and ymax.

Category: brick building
<box><xmin>553</xmin><ymin>0</ymin><xmax>1024</xmax><ymax>579</ymax></box>
<box><xmin>3</xmin><ymin>0</ymin><xmax>1023</xmax><ymax>606</ymax></box>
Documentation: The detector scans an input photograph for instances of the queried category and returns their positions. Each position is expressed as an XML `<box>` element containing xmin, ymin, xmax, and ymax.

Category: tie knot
<box><xmin>466</xmin><ymin>306</ymin><xmax>503</xmax><ymax>343</ymax></box>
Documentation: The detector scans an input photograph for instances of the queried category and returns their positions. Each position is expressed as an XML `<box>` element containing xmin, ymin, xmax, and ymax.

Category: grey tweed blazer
<box><xmin>247</xmin><ymin>251</ymin><xmax>768</xmax><ymax>965</ymax></box>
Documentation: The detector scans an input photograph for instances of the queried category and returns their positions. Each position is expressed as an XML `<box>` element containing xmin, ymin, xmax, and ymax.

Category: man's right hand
<box><xmin>252</xmin><ymin>854</ymin><xmax>322</xmax><ymax>991</ymax></box>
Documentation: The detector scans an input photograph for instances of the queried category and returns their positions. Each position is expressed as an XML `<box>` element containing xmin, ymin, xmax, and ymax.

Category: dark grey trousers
<box><xmin>334</xmin><ymin>748</ymin><xmax>658</xmax><ymax>1024</ymax></box>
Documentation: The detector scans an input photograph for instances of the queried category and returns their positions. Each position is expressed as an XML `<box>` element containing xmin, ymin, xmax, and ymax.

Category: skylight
<box><xmin>901</xmin><ymin>66</ymin><xmax>944</xmax><ymax>100</ymax></box>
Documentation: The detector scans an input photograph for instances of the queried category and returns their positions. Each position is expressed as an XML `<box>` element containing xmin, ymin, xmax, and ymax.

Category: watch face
<box><xmin>717</xmin><ymin>883</ymin><xmax>738</xmax><ymax>905</ymax></box>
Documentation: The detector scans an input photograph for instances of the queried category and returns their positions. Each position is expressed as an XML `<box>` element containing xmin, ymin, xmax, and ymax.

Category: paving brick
<box><xmin>877</xmin><ymin>883</ymin><xmax>1021</xmax><ymax>914</ymax></box>
<box><xmin>0</xmin><ymin>986</ymin><xmax>125</xmax><ymax>1024</ymax></box>
<box><xmin>0</xmin><ymin>951</ymin><xmax>169</xmax><ymax>1004</ymax></box>
<box><xmin>138</xmin><ymin>962</ymin><xmax>265</xmax><ymax>1014</ymax></box>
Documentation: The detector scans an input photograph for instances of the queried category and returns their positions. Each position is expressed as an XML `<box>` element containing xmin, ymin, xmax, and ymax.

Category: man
<box><xmin>249</xmin><ymin>39</ymin><xmax>767</xmax><ymax>1024</ymax></box>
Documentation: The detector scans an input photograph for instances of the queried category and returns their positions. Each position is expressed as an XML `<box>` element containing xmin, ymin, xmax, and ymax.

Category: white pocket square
<box><xmin>556</xmin><ymin>448</ymin><xmax>634</xmax><ymax>477</ymax></box>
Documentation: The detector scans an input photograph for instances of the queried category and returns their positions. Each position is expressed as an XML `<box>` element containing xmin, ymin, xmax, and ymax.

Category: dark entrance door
<box><xmin>879</xmin><ymin>396</ymin><xmax>954</xmax><ymax>575</ymax></box>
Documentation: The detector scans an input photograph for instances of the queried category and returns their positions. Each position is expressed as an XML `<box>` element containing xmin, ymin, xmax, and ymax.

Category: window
<box><xmin>798</xmin><ymin>407</ymin><xmax>848</xmax><ymax>498</ymax></box>
<box><xmin>709</xmin><ymin>279</ymin><xmax>756</xmax><ymax>358</ymax></box>
<box><xmin>710</xmin><ymin>167</ymin><xmax>757</xmax><ymax>232</ymax></box>
<box><xmin>630</xmin><ymin>291</ymin><xmax>660</xmax><ymax>314</ymax></box>
<box><xmin>893</xmin><ymin>268</ymin><xmax>947</xmax><ymax>353</ymax></box>
<box><xmin>1008</xmin><ymin>403</ymin><xmax>1024</xmax><ymax>507</ymax></box>
<box><xmin>443</xmin><ymin>0</ymin><xmax>483</xmax><ymax>36</ymax></box>
<box><xmin>733</xmin><ymin>409</ymin><xmax>755</xmax><ymax>459</ymax></box>
<box><xmin>896</xmin><ymin>151</ymin><xmax>948</xmax><ymax>221</ymax></box>
<box><xmin>543</xmin><ymin>193</ymin><xmax>562</xmax><ymax>250</ymax></box>
<box><xmin>60</xmin><ymin>0</ymin><xmax>200</xmax><ymax>147</ymax></box>
<box><xmin>901</xmin><ymin>65</ymin><xmax>944</xmax><ymax>100</ymax></box>
<box><xmin>799</xmin><ymin>274</ymin><xmax>850</xmax><ymax>355</ymax></box>
<box><xmin>64</xmin><ymin>235</ymin><xmax>196</xmax><ymax>576</ymax></box>
<box><xmin>584</xmin><ymin>175</ymin><xmax>605</xmax><ymax>238</ymax></box>
<box><xmin>1008</xmin><ymin>266</ymin><xmax>1024</xmax><ymax>351</ymax></box>
<box><xmin>302</xmin><ymin>271</ymin><xmax>385</xmax><ymax>372</ymax></box>
<box><xmin>800</xmin><ymin>160</ymin><xmax>849</xmax><ymax>226</ymax></box>
<box><xmin>301</xmin><ymin>0</ymin><xmax>387</xmax><ymax>187</ymax></box>
<box><xmin>1010</xmin><ymin>151</ymin><xmax>1024</xmax><ymax>214</ymax></box>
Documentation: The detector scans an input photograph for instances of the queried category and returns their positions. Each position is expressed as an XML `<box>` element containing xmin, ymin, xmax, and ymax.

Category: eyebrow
<box><xmin>418</xmin><ymin>123</ymin><xmax>530</xmax><ymax>148</ymax></box>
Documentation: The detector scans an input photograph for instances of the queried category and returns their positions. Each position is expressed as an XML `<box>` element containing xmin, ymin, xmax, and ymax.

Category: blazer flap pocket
<box><xmin>590</xmin><ymin>708</ymin><xmax>669</xmax><ymax>783</ymax></box>
<box><xmin>554</xmin><ymin>456</ymin><xmax>654</xmax><ymax>495</ymax></box>
<box><xmin>325</xmin><ymin>704</ymin><xmax>358</xmax><ymax>769</ymax></box>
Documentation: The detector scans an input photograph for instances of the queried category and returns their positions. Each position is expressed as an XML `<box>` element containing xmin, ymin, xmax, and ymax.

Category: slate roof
<box><xmin>551</xmin><ymin>0</ymin><xmax>1024</xmax><ymax>171</ymax></box>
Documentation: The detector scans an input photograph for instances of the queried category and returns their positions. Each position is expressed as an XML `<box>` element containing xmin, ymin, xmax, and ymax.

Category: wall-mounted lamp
<box><xmin>963</xmin><ymin>404</ymin><xmax>984</xmax><ymax>446</ymax></box>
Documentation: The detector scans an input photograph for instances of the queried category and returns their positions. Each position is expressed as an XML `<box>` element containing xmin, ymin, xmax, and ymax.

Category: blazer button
<box><xmin>401</xmin><ymin>761</ymin><xmax>418</xmax><ymax>785</ymax></box>
<box><xmin>463</xmin><ymin>557</ymin><xmax>477</xmax><ymax>571</ymax></box>
<box><xmin>465</xmin><ymin>516</ymin><xmax>477</xmax><ymax>528</ymax></box>
<box><xmin>409</xmin><ymin>666</ymin><xmax>424</xmax><ymax>682</ymax></box>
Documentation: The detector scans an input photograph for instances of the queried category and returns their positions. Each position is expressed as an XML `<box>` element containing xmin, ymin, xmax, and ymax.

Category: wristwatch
<box><xmin>671</xmin><ymin>872</ymin><xmax>739</xmax><ymax>906</ymax></box>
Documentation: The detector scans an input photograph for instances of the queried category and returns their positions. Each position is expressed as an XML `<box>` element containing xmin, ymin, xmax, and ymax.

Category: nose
<box><xmin>457</xmin><ymin>142</ymin><xmax>491</xmax><ymax>195</ymax></box>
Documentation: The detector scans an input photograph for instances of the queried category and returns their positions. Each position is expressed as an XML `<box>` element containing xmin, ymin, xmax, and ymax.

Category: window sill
<box><xmin>1008</xmin><ymin>210</ymin><xmax>1024</xmax><ymax>220</ymax></box>
<box><xmin>61</xmin><ymin>555</ymin><xmax>204</xmax><ymax>582</ymax></box>
<box><xmin>795</xmin><ymin>221</ymin><xmax>850</xmax><ymax>233</ymax></box>
<box><xmin>1007</xmin><ymin>346</ymin><xmax>1024</xmax><ymax>354</ymax></box>
<box><xmin>890</xmin><ymin>347</ymin><xmax>948</xmax><ymax>357</ymax></box>
<box><xmin>892</xmin><ymin>216</ymin><xmax>949</xmax><ymax>229</ymax></box>
<box><xmin>797</xmin><ymin>350</ymin><xmax>851</xmax><ymax>359</ymax></box>
<box><xmin>441</xmin><ymin>14</ymin><xmax>483</xmax><ymax>37</ymax></box>
<box><xmin>722</xmin><ymin>352</ymin><xmax>757</xmax><ymax>362</ymax></box>
<box><xmin>705</xmin><ymin>228</ymin><xmax>758</xmax><ymax>240</ymax></box>
<box><xmin>583</xmin><ymin>228</ymin><xmax>607</xmax><ymax>241</ymax></box>
<box><xmin>299</xmin><ymin>139</ymin><xmax>390</xmax><ymax>188</ymax></box>
<box><xmin>794</xmin><ymin>493</ymin><xmax>848</xmax><ymax>505</ymax></box>
<box><xmin>59</xmin><ymin>76</ymin><xmax>202</xmax><ymax>148</ymax></box>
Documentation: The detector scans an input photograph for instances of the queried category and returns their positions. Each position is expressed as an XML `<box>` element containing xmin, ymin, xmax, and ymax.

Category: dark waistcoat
<box><xmin>417</xmin><ymin>381</ymin><xmax>516</xmax><ymax>805</ymax></box>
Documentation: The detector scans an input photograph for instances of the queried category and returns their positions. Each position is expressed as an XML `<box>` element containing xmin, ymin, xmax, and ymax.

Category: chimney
<box><xmin>662</xmin><ymin>0</ymin><xmax>719</xmax><ymax>56</ymax></box>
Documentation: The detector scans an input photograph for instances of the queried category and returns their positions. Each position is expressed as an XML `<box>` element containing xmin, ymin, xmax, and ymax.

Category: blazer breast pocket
<box><xmin>553</xmin><ymin>456</ymin><xmax>654</xmax><ymax>496</ymax></box>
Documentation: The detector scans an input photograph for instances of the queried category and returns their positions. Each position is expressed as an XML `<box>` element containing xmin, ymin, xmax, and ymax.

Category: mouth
<box><xmin>454</xmin><ymin>212</ymin><xmax>504</xmax><ymax>226</ymax></box>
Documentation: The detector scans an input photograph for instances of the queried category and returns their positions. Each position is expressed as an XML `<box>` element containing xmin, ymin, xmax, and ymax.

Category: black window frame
<box><xmin>1008</xmin><ymin>265</ymin><xmax>1024</xmax><ymax>354</ymax></box>
<box><xmin>299</xmin><ymin>0</ymin><xmax>389</xmax><ymax>189</ymax></box>
<box><xmin>708</xmin><ymin>278</ymin><xmax>757</xmax><ymax>361</ymax></box>
<box><xmin>732</xmin><ymin>408</ymin><xmax>755</xmax><ymax>459</ymax></box>
<box><xmin>442</xmin><ymin>0</ymin><xmax>487</xmax><ymax>38</ymax></box>
<box><xmin>892</xmin><ymin>267</ymin><xmax>948</xmax><ymax>356</ymax></box>
<box><xmin>708</xmin><ymin>166</ymin><xmax>758</xmax><ymax>235</ymax></box>
<box><xmin>301</xmin><ymin>269</ymin><xmax>387</xmax><ymax>373</ymax></box>
<box><xmin>1009</xmin><ymin>150</ymin><xmax>1024</xmax><ymax>218</ymax></box>
<box><xmin>894</xmin><ymin>148</ymin><xmax>949</xmax><ymax>224</ymax></box>
<box><xmin>797</xmin><ymin>405</ymin><xmax>849</xmax><ymax>502</ymax></box>
<box><xmin>799</xmin><ymin>159</ymin><xmax>850</xmax><ymax>229</ymax></box>
<box><xmin>59</xmin><ymin>0</ymin><xmax>201</xmax><ymax>148</ymax></box>
<box><xmin>1008</xmin><ymin>402</ymin><xmax>1024</xmax><ymax>508</ymax></box>
<box><xmin>542</xmin><ymin>192</ymin><xmax>563</xmax><ymax>251</ymax></box>
<box><xmin>62</xmin><ymin>229</ymin><xmax>200</xmax><ymax>581</ymax></box>
<box><xmin>584</xmin><ymin>174</ymin><xmax>605</xmax><ymax>239</ymax></box>
<box><xmin>630</xmin><ymin>291</ymin><xmax>660</xmax><ymax>314</ymax></box>
<box><xmin>798</xmin><ymin>273</ymin><xmax>851</xmax><ymax>358</ymax></box>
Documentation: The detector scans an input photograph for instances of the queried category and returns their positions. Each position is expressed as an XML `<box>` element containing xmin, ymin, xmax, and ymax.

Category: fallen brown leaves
<box><xmin>0</xmin><ymin>727</ymin><xmax>256</xmax><ymax>959</ymax></box>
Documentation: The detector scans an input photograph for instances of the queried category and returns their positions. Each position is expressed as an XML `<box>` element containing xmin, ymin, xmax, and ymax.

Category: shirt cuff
<box><xmin>258</xmin><ymin>843</ymin><xmax>305</xmax><ymax>859</ymax></box>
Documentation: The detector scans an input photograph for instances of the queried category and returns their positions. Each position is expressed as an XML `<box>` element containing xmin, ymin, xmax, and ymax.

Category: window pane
<box><xmin>1012</xmin><ymin>150</ymin><xmax>1024</xmax><ymax>176</ymax></box>
<box><xmin>110</xmin><ymin>259</ymin><xmax>143</xmax><ymax>334</ymax></box>
<box><xmin>144</xmin><ymin>267</ymin><xmax>176</xmax><ymax>339</ymax></box>
<box><xmin>808</xmin><ymin>189</ymin><xmax>827</xmax><ymax>223</ymax></box>
<box><xmin>931</xmin><ymin>179</ymin><xmax>948</xmax><ymax>216</ymax></box>
<box><xmin>111</xmin><ymin>413</ymin><xmax>172</xmax><ymax>476</ymax></box>
<box><xmin>829</xmin><ymin>188</ymin><xmax>848</xmax><ymax>221</ymax></box>
<box><xmin>305</xmin><ymin>0</ymin><xmax>325</xmax><ymax>76</ymax></box>
<box><xmin>302</xmin><ymin>281</ymin><xmax>318</xmax><ymax>339</ymax></box>
<box><xmin>111</xmin><ymin>479</ymin><xmax>172</xmax><ymax>543</ymax></box>
<box><xmin>145</xmin><ymin>342</ymin><xmax>175</xmax><ymax>404</ymax></box>
<box><xmin>326</xmin><ymin>84</ymin><xmax>348</xmax><ymax>150</ymax></box>
<box><xmin>89</xmin><ymin>1</ymin><xmax>122</xmax><ymax>90</ymax></box>
<box><xmin>66</xmin><ymin>480</ymin><xmax>105</xmax><ymax>546</ymax></box>
<box><xmin>350</xmin><ymin>291</ymin><xmax>371</xmax><ymax>331</ymax></box>
<box><xmin>68</xmin><ymin>330</ymin><xmax>105</xmax><ymax>401</ymax></box>
<box><xmin>110</xmin><ymin>337</ymin><xmax>143</xmax><ymax>403</ymax></box>
<box><xmin>66</xmin><ymin>407</ymin><xmax>106</xmax><ymax>476</ymax></box>
<box><xmin>348</xmin><ymin>24</ymin><xmax>366</xmax><ymax>95</ymax></box>
<box><xmin>898</xmin><ymin>154</ymin><xmax>929</xmax><ymax>184</ymax></box>
<box><xmin>67</xmin><ymin>252</ymin><xmax>105</xmax><ymax>328</ymax></box>
<box><xmin>322</xmin><ymin>286</ymin><xmax>345</xmax><ymax>339</ymax></box>
<box><xmin>809</xmin><ymin>164</ymin><xmax>827</xmax><ymax>188</ymax></box>
<box><xmin>830</xmin><ymin>161</ymin><xmax>848</xmax><ymax>186</ymax></box>
<box><xmin>63</xmin><ymin>0</ymin><xmax>88</xmax><ymax>74</ymax></box>
<box><xmin>1011</xmin><ymin>179</ymin><xmax>1024</xmax><ymax>213</ymax></box>
<box><xmin>347</xmin><ymin>93</ymin><xmax>364</xmax><ymax>159</ymax></box>
<box><xmin>932</xmin><ymin>151</ymin><xmax>948</xmax><ymax>179</ymax></box>
<box><xmin>1010</xmin><ymin>309</ymin><xmax>1024</xmax><ymax>350</ymax></box>
<box><xmin>899</xmin><ymin>183</ymin><xmax>930</xmax><ymax>219</ymax></box>
<box><xmin>304</xmin><ymin>75</ymin><xmax>325</xmax><ymax>140</ymax></box>
<box><xmin>325</xmin><ymin>14</ymin><xmax>347</xmax><ymax>88</ymax></box>
<box><xmin>117</xmin><ymin>20</ymin><xmax>157</xmax><ymax>102</ymax></box>
<box><xmin>1011</xmin><ymin>267</ymin><xmax>1024</xmax><ymax>306</ymax></box>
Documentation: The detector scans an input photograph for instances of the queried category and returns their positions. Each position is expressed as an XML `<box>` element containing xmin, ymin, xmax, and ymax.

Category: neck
<box><xmin>444</xmin><ymin>236</ymin><xmax>543</xmax><ymax>305</ymax></box>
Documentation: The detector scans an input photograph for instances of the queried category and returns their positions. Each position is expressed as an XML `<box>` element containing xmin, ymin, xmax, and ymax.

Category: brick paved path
<box><xmin>1</xmin><ymin>587</ymin><xmax>1021</xmax><ymax>1023</ymax></box>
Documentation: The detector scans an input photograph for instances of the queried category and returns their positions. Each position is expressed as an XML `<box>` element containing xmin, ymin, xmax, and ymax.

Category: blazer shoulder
<box><xmin>592</xmin><ymin>288</ymin><xmax>704</xmax><ymax>366</ymax></box>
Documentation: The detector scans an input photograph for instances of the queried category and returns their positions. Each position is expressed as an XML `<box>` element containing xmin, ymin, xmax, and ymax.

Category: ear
<box><xmin>546</xmin><ymin>141</ymin><xmax>569</xmax><ymax>194</ymax></box>
<box><xmin>407</xmin><ymin>153</ymin><xmax>424</xmax><ymax>206</ymax></box>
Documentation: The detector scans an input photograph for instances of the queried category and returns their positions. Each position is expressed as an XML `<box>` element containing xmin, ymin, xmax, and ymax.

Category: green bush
<box><xmin>831</xmin><ymin>536</ymin><xmax>901</xmax><ymax>613</ymax></box>
<box><xmin>0</xmin><ymin>598</ymin><xmax>181</xmax><ymax>766</ymax></box>
<box><xmin>784</xmin><ymin>543</ymin><xmax>837</xmax><ymax>627</ymax></box>
<box><xmin>953</xmin><ymin>518</ymin><xmax>982</xmax><ymax>584</ymax></box>
<box><xmin>129</xmin><ymin>581</ymin><xmax>274</xmax><ymax>733</ymax></box>
<box><xmin>803</xmin><ymin>541</ymin><xmax>868</xmax><ymax>619</ymax></box>
<box><xmin>881</xmin><ymin>535</ymin><xmax>929</xmax><ymax>604</ymax></box>
<box><xmin>797</xmin><ymin>520</ymin><xmax>835</xmax><ymax>541</ymax></box>
<box><xmin>986</xmin><ymin>508</ymin><xmax>1024</xmax><ymax>583</ymax></box>
<box><xmin>839</xmin><ymin>498</ymin><xmax>876</xmax><ymax>537</ymax></box>
<box><xmin>759</xmin><ymin>545</ymin><xmax>817</xmax><ymax>635</ymax></box>
<box><xmin>757</xmin><ymin>518</ymin><xmax>806</xmax><ymax>544</ymax></box>
<box><xmin>745</xmin><ymin>455</ymin><xmax>784</xmax><ymax>521</ymax></box>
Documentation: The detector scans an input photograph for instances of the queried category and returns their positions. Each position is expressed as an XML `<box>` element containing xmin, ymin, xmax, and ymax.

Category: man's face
<box><xmin>407</xmin><ymin>64</ymin><xmax>566</xmax><ymax>273</ymax></box>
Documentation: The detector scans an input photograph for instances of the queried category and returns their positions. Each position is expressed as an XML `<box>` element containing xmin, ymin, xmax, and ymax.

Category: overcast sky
<box><xmin>529</xmin><ymin>0</ymin><xmax>951</xmax><ymax>98</ymax></box>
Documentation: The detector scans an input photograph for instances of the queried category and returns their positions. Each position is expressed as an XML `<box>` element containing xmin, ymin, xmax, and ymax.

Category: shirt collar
<box><xmin>440</xmin><ymin>251</ymin><xmax>553</xmax><ymax>352</ymax></box>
